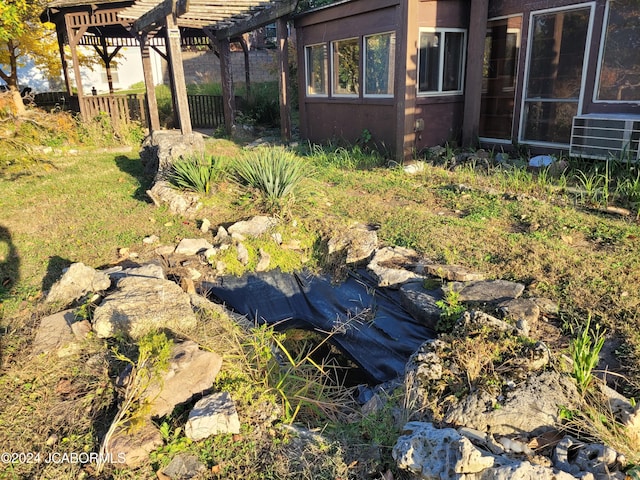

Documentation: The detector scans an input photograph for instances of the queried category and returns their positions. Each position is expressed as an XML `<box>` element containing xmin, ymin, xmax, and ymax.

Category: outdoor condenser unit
<box><xmin>570</xmin><ymin>114</ymin><xmax>640</xmax><ymax>161</ymax></box>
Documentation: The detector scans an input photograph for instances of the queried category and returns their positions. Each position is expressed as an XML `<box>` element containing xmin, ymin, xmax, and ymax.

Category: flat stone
<box><xmin>227</xmin><ymin>216</ymin><xmax>278</xmax><ymax>237</ymax></box>
<box><xmin>236</xmin><ymin>242</ymin><xmax>250</xmax><ymax>265</ymax></box>
<box><xmin>145</xmin><ymin>341</ymin><xmax>223</xmax><ymax>418</ymax></box>
<box><xmin>327</xmin><ymin>223</ymin><xmax>378</xmax><ymax>264</ymax></box>
<box><xmin>174</xmin><ymin>238</ymin><xmax>214</xmax><ymax>256</ymax></box>
<box><xmin>449</xmin><ymin>279</ymin><xmax>525</xmax><ymax>304</ymax></box>
<box><xmin>185</xmin><ymin>391</ymin><xmax>241</xmax><ymax>440</ymax></box>
<box><xmin>106</xmin><ymin>421</ymin><xmax>163</xmax><ymax>468</ymax></box>
<box><xmin>256</xmin><ymin>249</ymin><xmax>271</xmax><ymax>272</ymax></box>
<box><xmin>44</xmin><ymin>262</ymin><xmax>111</xmax><ymax>307</ymax></box>
<box><xmin>399</xmin><ymin>283</ymin><xmax>443</xmax><ymax>330</ymax></box>
<box><xmin>426</xmin><ymin>264</ymin><xmax>485</xmax><ymax>282</ymax></box>
<box><xmin>159</xmin><ymin>453</ymin><xmax>206</xmax><ymax>480</ymax></box>
<box><xmin>368</xmin><ymin>246</ymin><xmax>424</xmax><ymax>288</ymax></box>
<box><xmin>147</xmin><ymin>180</ymin><xmax>202</xmax><ymax>218</ymax></box>
<box><xmin>32</xmin><ymin>309</ymin><xmax>76</xmax><ymax>355</ymax></box>
<box><xmin>92</xmin><ymin>274</ymin><xmax>198</xmax><ymax>339</ymax></box>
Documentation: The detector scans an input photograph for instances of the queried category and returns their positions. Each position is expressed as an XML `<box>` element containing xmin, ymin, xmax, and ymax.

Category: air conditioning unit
<box><xmin>570</xmin><ymin>114</ymin><xmax>640</xmax><ymax>161</ymax></box>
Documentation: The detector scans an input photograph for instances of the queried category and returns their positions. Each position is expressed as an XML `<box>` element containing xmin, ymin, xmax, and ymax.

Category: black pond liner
<box><xmin>202</xmin><ymin>269</ymin><xmax>436</xmax><ymax>385</ymax></box>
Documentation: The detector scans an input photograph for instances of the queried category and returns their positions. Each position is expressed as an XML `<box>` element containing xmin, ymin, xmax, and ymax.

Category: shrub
<box><xmin>233</xmin><ymin>146</ymin><xmax>309</xmax><ymax>211</ymax></box>
<box><xmin>169</xmin><ymin>154</ymin><xmax>224</xmax><ymax>194</ymax></box>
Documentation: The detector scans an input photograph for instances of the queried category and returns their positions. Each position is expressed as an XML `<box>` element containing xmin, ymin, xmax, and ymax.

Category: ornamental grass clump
<box><xmin>169</xmin><ymin>153</ymin><xmax>222</xmax><ymax>194</ymax></box>
<box><xmin>234</xmin><ymin>146</ymin><xmax>309</xmax><ymax>211</ymax></box>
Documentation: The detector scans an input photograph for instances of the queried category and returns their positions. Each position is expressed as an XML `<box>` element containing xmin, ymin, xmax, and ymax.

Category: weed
<box><xmin>569</xmin><ymin>314</ymin><xmax>606</xmax><ymax>395</ymax></box>
<box><xmin>435</xmin><ymin>287</ymin><xmax>466</xmax><ymax>333</ymax></box>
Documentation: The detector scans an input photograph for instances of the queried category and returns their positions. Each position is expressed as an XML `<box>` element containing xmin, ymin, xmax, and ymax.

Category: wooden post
<box><xmin>65</xmin><ymin>15</ymin><xmax>88</xmax><ymax>120</ymax></box>
<box><xmin>96</xmin><ymin>37</ymin><xmax>122</xmax><ymax>94</ymax></box>
<box><xmin>165</xmin><ymin>13</ymin><xmax>192</xmax><ymax>134</ymax></box>
<box><xmin>394</xmin><ymin>0</ymin><xmax>418</xmax><ymax>162</ymax></box>
<box><xmin>276</xmin><ymin>18</ymin><xmax>292</xmax><ymax>142</ymax></box>
<box><xmin>140</xmin><ymin>33</ymin><xmax>160</xmax><ymax>131</ymax></box>
<box><xmin>211</xmin><ymin>35</ymin><xmax>235</xmax><ymax>136</ymax></box>
<box><xmin>56</xmin><ymin>25</ymin><xmax>72</xmax><ymax>95</ymax></box>
<box><xmin>462</xmin><ymin>0</ymin><xmax>489</xmax><ymax>148</ymax></box>
<box><xmin>238</xmin><ymin>36</ymin><xmax>251</xmax><ymax>103</ymax></box>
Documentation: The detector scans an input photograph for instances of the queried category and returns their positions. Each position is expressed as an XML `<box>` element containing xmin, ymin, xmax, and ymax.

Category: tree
<box><xmin>0</xmin><ymin>0</ymin><xmax>59</xmax><ymax>114</ymax></box>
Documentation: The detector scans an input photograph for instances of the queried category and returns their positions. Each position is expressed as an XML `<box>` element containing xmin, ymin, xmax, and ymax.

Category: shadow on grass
<box><xmin>114</xmin><ymin>155</ymin><xmax>154</xmax><ymax>202</ymax></box>
<box><xmin>42</xmin><ymin>255</ymin><xmax>73</xmax><ymax>293</ymax></box>
<box><xmin>0</xmin><ymin>225</ymin><xmax>20</xmax><ymax>304</ymax></box>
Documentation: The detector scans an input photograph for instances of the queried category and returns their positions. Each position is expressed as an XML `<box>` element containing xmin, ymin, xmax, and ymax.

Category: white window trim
<box><xmin>593</xmin><ymin>1</ymin><xmax>640</xmax><ymax>104</ymax></box>
<box><xmin>417</xmin><ymin>27</ymin><xmax>467</xmax><ymax>97</ymax></box>
<box><xmin>363</xmin><ymin>31</ymin><xmax>395</xmax><ymax>98</ymax></box>
<box><xmin>518</xmin><ymin>2</ymin><xmax>596</xmax><ymax>147</ymax></box>
<box><xmin>331</xmin><ymin>37</ymin><xmax>360</xmax><ymax>98</ymax></box>
<box><xmin>305</xmin><ymin>43</ymin><xmax>328</xmax><ymax>97</ymax></box>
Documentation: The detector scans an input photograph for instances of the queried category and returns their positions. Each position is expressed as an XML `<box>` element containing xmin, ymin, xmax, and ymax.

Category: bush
<box><xmin>233</xmin><ymin>146</ymin><xmax>309</xmax><ymax>211</ymax></box>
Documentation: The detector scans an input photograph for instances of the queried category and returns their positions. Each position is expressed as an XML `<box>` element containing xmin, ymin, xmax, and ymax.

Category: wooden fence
<box><xmin>34</xmin><ymin>92</ymin><xmax>227</xmax><ymax>130</ymax></box>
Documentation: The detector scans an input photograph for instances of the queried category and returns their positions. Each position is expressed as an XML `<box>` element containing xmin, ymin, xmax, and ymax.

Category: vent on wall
<box><xmin>570</xmin><ymin>114</ymin><xmax>640</xmax><ymax>161</ymax></box>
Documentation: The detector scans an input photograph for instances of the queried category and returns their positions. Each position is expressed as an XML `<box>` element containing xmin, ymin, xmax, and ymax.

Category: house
<box><xmin>293</xmin><ymin>0</ymin><xmax>640</xmax><ymax>161</ymax></box>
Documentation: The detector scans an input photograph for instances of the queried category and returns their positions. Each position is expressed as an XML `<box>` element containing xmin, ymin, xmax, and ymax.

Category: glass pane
<box><xmin>523</xmin><ymin>100</ymin><xmax>577</xmax><ymax>143</ymax></box>
<box><xmin>306</xmin><ymin>44</ymin><xmax>327</xmax><ymax>95</ymax></box>
<box><xmin>527</xmin><ymin>8</ymin><xmax>590</xmax><ymax>99</ymax></box>
<box><xmin>480</xmin><ymin>17</ymin><xmax>522</xmax><ymax>139</ymax></box>
<box><xmin>597</xmin><ymin>0</ymin><xmax>640</xmax><ymax>101</ymax></box>
<box><xmin>365</xmin><ymin>33</ymin><xmax>396</xmax><ymax>95</ymax></box>
<box><xmin>333</xmin><ymin>38</ymin><xmax>360</xmax><ymax>95</ymax></box>
<box><xmin>418</xmin><ymin>32</ymin><xmax>441</xmax><ymax>92</ymax></box>
<box><xmin>443</xmin><ymin>32</ymin><xmax>464</xmax><ymax>91</ymax></box>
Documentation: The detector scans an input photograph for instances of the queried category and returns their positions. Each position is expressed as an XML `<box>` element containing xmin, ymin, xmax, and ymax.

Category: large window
<box><xmin>364</xmin><ymin>32</ymin><xmax>396</xmax><ymax>97</ymax></box>
<box><xmin>305</xmin><ymin>44</ymin><xmax>328</xmax><ymax>96</ymax></box>
<box><xmin>479</xmin><ymin>16</ymin><xmax>522</xmax><ymax>140</ymax></box>
<box><xmin>596</xmin><ymin>0</ymin><xmax>640</xmax><ymax>101</ymax></box>
<box><xmin>418</xmin><ymin>29</ymin><xmax>466</xmax><ymax>95</ymax></box>
<box><xmin>521</xmin><ymin>6</ymin><xmax>592</xmax><ymax>144</ymax></box>
<box><xmin>332</xmin><ymin>38</ymin><xmax>360</xmax><ymax>96</ymax></box>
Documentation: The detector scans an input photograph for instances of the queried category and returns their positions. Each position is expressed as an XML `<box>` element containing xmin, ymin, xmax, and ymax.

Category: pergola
<box><xmin>41</xmin><ymin>0</ymin><xmax>299</xmax><ymax>139</ymax></box>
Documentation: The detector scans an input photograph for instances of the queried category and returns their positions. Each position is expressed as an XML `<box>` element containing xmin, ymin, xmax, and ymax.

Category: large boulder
<box><xmin>140</xmin><ymin>130</ymin><xmax>205</xmax><ymax>178</ymax></box>
<box><xmin>44</xmin><ymin>262</ymin><xmax>111</xmax><ymax>307</ymax></box>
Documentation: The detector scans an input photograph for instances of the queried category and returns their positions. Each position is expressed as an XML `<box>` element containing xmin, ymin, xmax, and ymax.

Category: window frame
<box><xmin>363</xmin><ymin>31</ymin><xmax>396</xmax><ymax>98</ymax></box>
<box><xmin>593</xmin><ymin>0</ymin><xmax>640</xmax><ymax>104</ymax></box>
<box><xmin>304</xmin><ymin>43</ymin><xmax>329</xmax><ymax>97</ymax></box>
<box><xmin>331</xmin><ymin>37</ymin><xmax>361</xmax><ymax>98</ymax></box>
<box><xmin>417</xmin><ymin>27</ymin><xmax>467</xmax><ymax>97</ymax></box>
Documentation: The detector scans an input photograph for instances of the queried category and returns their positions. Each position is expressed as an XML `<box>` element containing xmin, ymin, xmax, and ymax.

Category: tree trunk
<box><xmin>9</xmin><ymin>87</ymin><xmax>26</xmax><ymax>116</ymax></box>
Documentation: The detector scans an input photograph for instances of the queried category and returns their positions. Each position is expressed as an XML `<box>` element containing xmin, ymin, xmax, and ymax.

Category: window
<box><xmin>305</xmin><ymin>44</ymin><xmax>328</xmax><ymax>96</ymax></box>
<box><xmin>364</xmin><ymin>32</ymin><xmax>396</xmax><ymax>97</ymax></box>
<box><xmin>418</xmin><ymin>29</ymin><xmax>466</xmax><ymax>95</ymax></box>
<box><xmin>332</xmin><ymin>38</ymin><xmax>360</xmax><ymax>96</ymax></box>
<box><xmin>596</xmin><ymin>0</ymin><xmax>640</xmax><ymax>101</ymax></box>
<box><xmin>521</xmin><ymin>6</ymin><xmax>591</xmax><ymax>144</ymax></box>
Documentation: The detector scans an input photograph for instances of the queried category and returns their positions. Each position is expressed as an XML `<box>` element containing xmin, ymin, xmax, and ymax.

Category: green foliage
<box><xmin>301</xmin><ymin>142</ymin><xmax>385</xmax><ymax>170</ymax></box>
<box><xmin>435</xmin><ymin>287</ymin><xmax>466</xmax><ymax>333</ymax></box>
<box><xmin>169</xmin><ymin>154</ymin><xmax>225</xmax><ymax>194</ymax></box>
<box><xmin>569</xmin><ymin>315</ymin><xmax>606</xmax><ymax>395</ymax></box>
<box><xmin>233</xmin><ymin>146</ymin><xmax>310</xmax><ymax>211</ymax></box>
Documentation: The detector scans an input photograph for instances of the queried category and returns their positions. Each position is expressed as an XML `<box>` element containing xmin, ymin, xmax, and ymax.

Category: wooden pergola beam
<box><xmin>215</xmin><ymin>0</ymin><xmax>297</xmax><ymax>40</ymax></box>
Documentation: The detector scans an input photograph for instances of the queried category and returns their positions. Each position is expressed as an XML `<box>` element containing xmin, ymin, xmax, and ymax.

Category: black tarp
<box><xmin>202</xmin><ymin>269</ymin><xmax>435</xmax><ymax>384</ymax></box>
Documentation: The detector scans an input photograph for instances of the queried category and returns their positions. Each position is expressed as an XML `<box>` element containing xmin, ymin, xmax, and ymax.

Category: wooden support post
<box><xmin>165</xmin><ymin>13</ymin><xmax>192</xmax><ymax>134</ymax></box>
<box><xmin>210</xmin><ymin>34</ymin><xmax>235</xmax><ymax>136</ymax></box>
<box><xmin>237</xmin><ymin>36</ymin><xmax>251</xmax><ymax>103</ymax></box>
<box><xmin>276</xmin><ymin>18</ymin><xmax>292</xmax><ymax>143</ymax></box>
<box><xmin>65</xmin><ymin>16</ymin><xmax>88</xmax><ymax>120</ymax></box>
<box><xmin>56</xmin><ymin>25</ymin><xmax>72</xmax><ymax>95</ymax></box>
<box><xmin>394</xmin><ymin>0</ymin><xmax>418</xmax><ymax>162</ymax></box>
<box><xmin>96</xmin><ymin>37</ymin><xmax>122</xmax><ymax>94</ymax></box>
<box><xmin>140</xmin><ymin>33</ymin><xmax>160</xmax><ymax>131</ymax></box>
<box><xmin>462</xmin><ymin>0</ymin><xmax>489</xmax><ymax>148</ymax></box>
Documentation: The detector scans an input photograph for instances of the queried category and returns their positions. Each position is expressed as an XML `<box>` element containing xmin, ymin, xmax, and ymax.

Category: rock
<box><xmin>174</xmin><ymin>238</ymin><xmax>214</xmax><ymax>256</ymax></box>
<box><xmin>368</xmin><ymin>246</ymin><xmax>425</xmax><ymax>288</ymax></box>
<box><xmin>327</xmin><ymin>223</ymin><xmax>379</xmax><ymax>264</ymax></box>
<box><xmin>256</xmin><ymin>248</ymin><xmax>271</xmax><ymax>272</ymax></box>
<box><xmin>44</xmin><ymin>262</ymin><xmax>111</xmax><ymax>307</ymax></box>
<box><xmin>144</xmin><ymin>340</ymin><xmax>223</xmax><ymax>417</ymax></box>
<box><xmin>227</xmin><ymin>216</ymin><xmax>278</xmax><ymax>237</ymax></box>
<box><xmin>531</xmin><ymin>297</ymin><xmax>559</xmax><ymax>316</ymax></box>
<box><xmin>159</xmin><ymin>453</ymin><xmax>206</xmax><ymax>480</ymax></box>
<box><xmin>139</xmin><ymin>130</ymin><xmax>205</xmax><ymax>178</ymax></box>
<box><xmin>236</xmin><ymin>242</ymin><xmax>250</xmax><ymax>265</ymax></box>
<box><xmin>497</xmin><ymin>298</ymin><xmax>541</xmax><ymax>336</ymax></box>
<box><xmin>482</xmin><ymin>461</ymin><xmax>580</xmax><ymax>480</ymax></box>
<box><xmin>213</xmin><ymin>226</ymin><xmax>231</xmax><ymax>245</ymax></box>
<box><xmin>399</xmin><ymin>283</ymin><xmax>443</xmax><ymax>330</ymax></box>
<box><xmin>92</xmin><ymin>273</ymin><xmax>198</xmax><ymax>339</ymax></box>
<box><xmin>185</xmin><ymin>391</ymin><xmax>241</xmax><ymax>440</ymax></box>
<box><xmin>404</xmin><ymin>340</ymin><xmax>446</xmax><ymax>413</ymax></box>
<box><xmin>448</xmin><ymin>279</ymin><xmax>525</xmax><ymax>304</ymax></box>
<box><xmin>147</xmin><ymin>180</ymin><xmax>202</xmax><ymax>218</ymax></box>
<box><xmin>143</xmin><ymin>235</ymin><xmax>159</xmax><ymax>245</ymax></box>
<box><xmin>426</xmin><ymin>264</ymin><xmax>485</xmax><ymax>282</ymax></box>
<box><xmin>392</xmin><ymin>422</ymin><xmax>495</xmax><ymax>477</ymax></box>
<box><xmin>106</xmin><ymin>421</ymin><xmax>163</xmax><ymax>468</ymax></box>
<box><xmin>443</xmin><ymin>370</ymin><xmax>581</xmax><ymax>436</ymax></box>
<box><xmin>200</xmin><ymin>218</ymin><xmax>211</xmax><ymax>233</ymax></box>
<box><xmin>455</xmin><ymin>310</ymin><xmax>520</xmax><ymax>335</ymax></box>
<box><xmin>108</xmin><ymin>263</ymin><xmax>166</xmax><ymax>282</ymax></box>
<box><xmin>32</xmin><ymin>309</ymin><xmax>76</xmax><ymax>355</ymax></box>
<box><xmin>553</xmin><ymin>436</ymin><xmax>621</xmax><ymax>478</ymax></box>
